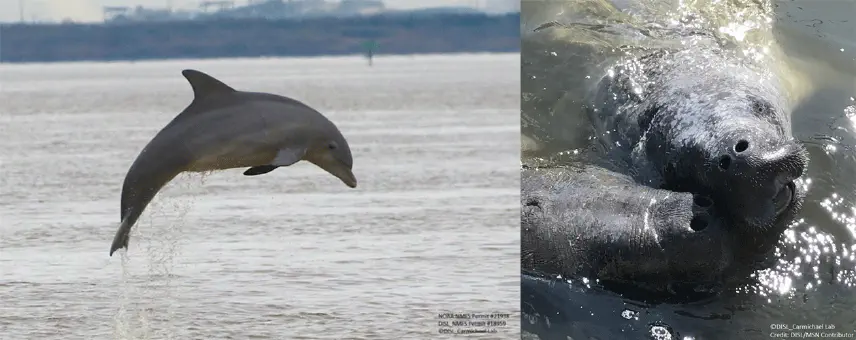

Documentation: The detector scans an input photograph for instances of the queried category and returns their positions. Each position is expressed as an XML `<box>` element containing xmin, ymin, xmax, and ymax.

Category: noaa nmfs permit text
<box><xmin>436</xmin><ymin>312</ymin><xmax>511</xmax><ymax>335</ymax></box>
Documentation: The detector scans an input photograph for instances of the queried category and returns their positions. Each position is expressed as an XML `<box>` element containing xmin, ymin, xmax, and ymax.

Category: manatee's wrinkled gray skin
<box><xmin>522</xmin><ymin>166</ymin><xmax>735</xmax><ymax>289</ymax></box>
<box><xmin>589</xmin><ymin>49</ymin><xmax>808</xmax><ymax>235</ymax></box>
<box><xmin>521</xmin><ymin>27</ymin><xmax>809</xmax><ymax>292</ymax></box>
<box><xmin>110</xmin><ymin>69</ymin><xmax>357</xmax><ymax>256</ymax></box>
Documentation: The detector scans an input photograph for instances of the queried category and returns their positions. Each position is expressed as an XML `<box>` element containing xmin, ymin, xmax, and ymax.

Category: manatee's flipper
<box><xmin>243</xmin><ymin>165</ymin><xmax>279</xmax><ymax>176</ymax></box>
<box><xmin>109</xmin><ymin>218</ymin><xmax>134</xmax><ymax>256</ymax></box>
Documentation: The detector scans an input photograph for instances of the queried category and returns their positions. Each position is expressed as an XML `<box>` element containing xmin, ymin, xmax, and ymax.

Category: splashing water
<box><xmin>112</xmin><ymin>173</ymin><xmax>205</xmax><ymax>340</ymax></box>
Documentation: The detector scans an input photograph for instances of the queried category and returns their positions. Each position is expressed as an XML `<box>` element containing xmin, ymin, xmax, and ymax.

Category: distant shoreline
<box><xmin>0</xmin><ymin>52</ymin><xmax>519</xmax><ymax>67</ymax></box>
<box><xmin>0</xmin><ymin>13</ymin><xmax>520</xmax><ymax>64</ymax></box>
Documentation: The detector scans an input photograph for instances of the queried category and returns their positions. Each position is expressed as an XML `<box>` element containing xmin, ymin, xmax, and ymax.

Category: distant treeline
<box><xmin>0</xmin><ymin>13</ymin><xmax>519</xmax><ymax>63</ymax></box>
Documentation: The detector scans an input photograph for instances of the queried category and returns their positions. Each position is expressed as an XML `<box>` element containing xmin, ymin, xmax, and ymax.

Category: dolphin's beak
<box><xmin>316</xmin><ymin>160</ymin><xmax>357</xmax><ymax>188</ymax></box>
<box><xmin>338</xmin><ymin>168</ymin><xmax>358</xmax><ymax>188</ymax></box>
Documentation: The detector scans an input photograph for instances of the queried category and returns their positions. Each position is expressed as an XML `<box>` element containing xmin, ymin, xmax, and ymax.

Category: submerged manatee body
<box><xmin>521</xmin><ymin>26</ymin><xmax>809</xmax><ymax>296</ymax></box>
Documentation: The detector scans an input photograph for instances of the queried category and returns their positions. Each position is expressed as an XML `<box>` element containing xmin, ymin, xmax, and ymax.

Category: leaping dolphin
<box><xmin>109</xmin><ymin>69</ymin><xmax>357</xmax><ymax>256</ymax></box>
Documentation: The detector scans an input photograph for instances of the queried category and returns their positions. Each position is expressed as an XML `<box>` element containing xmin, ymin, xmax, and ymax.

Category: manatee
<box><xmin>588</xmin><ymin>49</ymin><xmax>808</xmax><ymax>234</ymax></box>
<box><xmin>520</xmin><ymin>27</ymin><xmax>809</xmax><ymax>291</ymax></box>
<box><xmin>522</xmin><ymin>166</ymin><xmax>733</xmax><ymax>289</ymax></box>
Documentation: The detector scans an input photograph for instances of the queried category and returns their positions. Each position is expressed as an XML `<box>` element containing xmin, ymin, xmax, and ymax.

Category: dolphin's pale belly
<box><xmin>186</xmin><ymin>143</ymin><xmax>276</xmax><ymax>172</ymax></box>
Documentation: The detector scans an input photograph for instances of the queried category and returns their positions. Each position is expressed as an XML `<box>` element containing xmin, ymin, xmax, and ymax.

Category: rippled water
<box><xmin>521</xmin><ymin>0</ymin><xmax>856</xmax><ymax>339</ymax></box>
<box><xmin>0</xmin><ymin>54</ymin><xmax>521</xmax><ymax>339</ymax></box>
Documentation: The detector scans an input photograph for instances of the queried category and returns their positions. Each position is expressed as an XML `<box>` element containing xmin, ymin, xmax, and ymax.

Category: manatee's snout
<box><xmin>713</xmin><ymin>133</ymin><xmax>808</xmax><ymax>226</ymax></box>
<box><xmin>689</xmin><ymin>194</ymin><xmax>715</xmax><ymax>231</ymax></box>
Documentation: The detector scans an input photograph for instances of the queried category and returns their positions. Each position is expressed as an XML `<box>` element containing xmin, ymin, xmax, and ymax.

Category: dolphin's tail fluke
<box><xmin>109</xmin><ymin>218</ymin><xmax>133</xmax><ymax>256</ymax></box>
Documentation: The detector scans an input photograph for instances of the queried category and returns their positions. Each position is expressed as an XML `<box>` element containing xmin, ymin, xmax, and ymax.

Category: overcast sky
<box><xmin>0</xmin><ymin>0</ymin><xmax>490</xmax><ymax>23</ymax></box>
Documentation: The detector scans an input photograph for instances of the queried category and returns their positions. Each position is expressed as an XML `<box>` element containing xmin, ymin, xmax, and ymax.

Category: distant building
<box><xmin>104</xmin><ymin>5</ymin><xmax>194</xmax><ymax>23</ymax></box>
<box><xmin>485</xmin><ymin>0</ymin><xmax>520</xmax><ymax>14</ymax></box>
<box><xmin>202</xmin><ymin>0</ymin><xmax>385</xmax><ymax>20</ymax></box>
<box><xmin>101</xmin><ymin>0</ymin><xmax>513</xmax><ymax>24</ymax></box>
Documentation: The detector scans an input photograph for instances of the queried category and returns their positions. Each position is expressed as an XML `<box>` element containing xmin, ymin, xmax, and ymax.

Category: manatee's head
<box><xmin>520</xmin><ymin>166</ymin><xmax>741</xmax><ymax>299</ymax></box>
<box><xmin>644</xmin><ymin>91</ymin><xmax>808</xmax><ymax>246</ymax></box>
<box><xmin>305</xmin><ymin>123</ymin><xmax>357</xmax><ymax>188</ymax></box>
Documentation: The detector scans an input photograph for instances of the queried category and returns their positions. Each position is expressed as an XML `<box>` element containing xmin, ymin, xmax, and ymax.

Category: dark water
<box><xmin>520</xmin><ymin>1</ymin><xmax>856</xmax><ymax>339</ymax></box>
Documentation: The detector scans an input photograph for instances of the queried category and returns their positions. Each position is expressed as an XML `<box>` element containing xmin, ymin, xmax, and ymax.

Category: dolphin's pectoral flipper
<box><xmin>242</xmin><ymin>148</ymin><xmax>304</xmax><ymax>176</ymax></box>
<box><xmin>243</xmin><ymin>165</ymin><xmax>279</xmax><ymax>176</ymax></box>
<box><xmin>271</xmin><ymin>147</ymin><xmax>306</xmax><ymax>167</ymax></box>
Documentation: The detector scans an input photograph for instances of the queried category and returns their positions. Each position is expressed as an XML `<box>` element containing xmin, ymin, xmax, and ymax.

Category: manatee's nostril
<box><xmin>693</xmin><ymin>194</ymin><xmax>713</xmax><ymax>208</ymax></box>
<box><xmin>718</xmin><ymin>155</ymin><xmax>731</xmax><ymax>170</ymax></box>
<box><xmin>734</xmin><ymin>139</ymin><xmax>749</xmax><ymax>153</ymax></box>
<box><xmin>690</xmin><ymin>216</ymin><xmax>708</xmax><ymax>231</ymax></box>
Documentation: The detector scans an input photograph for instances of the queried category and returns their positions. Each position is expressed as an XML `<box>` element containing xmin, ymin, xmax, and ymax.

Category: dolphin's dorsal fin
<box><xmin>181</xmin><ymin>69</ymin><xmax>236</xmax><ymax>100</ymax></box>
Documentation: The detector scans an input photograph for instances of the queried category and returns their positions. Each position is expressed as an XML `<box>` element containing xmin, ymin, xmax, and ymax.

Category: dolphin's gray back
<box><xmin>166</xmin><ymin>92</ymin><xmax>336</xmax><ymax>164</ymax></box>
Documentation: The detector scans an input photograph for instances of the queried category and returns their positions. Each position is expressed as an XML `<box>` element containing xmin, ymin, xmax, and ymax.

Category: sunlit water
<box><xmin>0</xmin><ymin>54</ymin><xmax>521</xmax><ymax>339</ymax></box>
<box><xmin>521</xmin><ymin>0</ymin><xmax>856</xmax><ymax>339</ymax></box>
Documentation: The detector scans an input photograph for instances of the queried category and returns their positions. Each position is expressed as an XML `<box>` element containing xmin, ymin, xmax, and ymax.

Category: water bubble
<box><xmin>845</xmin><ymin>104</ymin><xmax>856</xmax><ymax>129</ymax></box>
<box><xmin>649</xmin><ymin>323</ymin><xmax>676</xmax><ymax>340</ymax></box>
<box><xmin>621</xmin><ymin>309</ymin><xmax>639</xmax><ymax>320</ymax></box>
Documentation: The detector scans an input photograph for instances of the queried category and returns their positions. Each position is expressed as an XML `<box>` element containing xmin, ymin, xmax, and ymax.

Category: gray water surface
<box><xmin>0</xmin><ymin>54</ymin><xmax>521</xmax><ymax>339</ymax></box>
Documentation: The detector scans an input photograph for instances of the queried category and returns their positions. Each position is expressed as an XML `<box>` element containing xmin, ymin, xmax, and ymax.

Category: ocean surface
<box><xmin>521</xmin><ymin>0</ymin><xmax>856</xmax><ymax>339</ymax></box>
<box><xmin>0</xmin><ymin>53</ymin><xmax>521</xmax><ymax>339</ymax></box>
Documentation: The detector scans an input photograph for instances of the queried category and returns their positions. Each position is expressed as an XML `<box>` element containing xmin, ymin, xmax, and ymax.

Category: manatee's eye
<box><xmin>328</xmin><ymin>142</ymin><xmax>337</xmax><ymax>150</ymax></box>
<box><xmin>748</xmin><ymin>96</ymin><xmax>773</xmax><ymax>117</ymax></box>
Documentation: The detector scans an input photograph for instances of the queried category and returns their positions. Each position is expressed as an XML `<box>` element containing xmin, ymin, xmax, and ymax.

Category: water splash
<box><xmin>111</xmin><ymin>172</ymin><xmax>207</xmax><ymax>339</ymax></box>
<box><xmin>621</xmin><ymin>308</ymin><xmax>640</xmax><ymax>320</ymax></box>
<box><xmin>845</xmin><ymin>100</ymin><xmax>856</xmax><ymax>132</ymax></box>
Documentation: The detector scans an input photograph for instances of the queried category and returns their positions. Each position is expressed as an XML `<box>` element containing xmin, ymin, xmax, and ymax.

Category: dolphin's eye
<box><xmin>328</xmin><ymin>143</ymin><xmax>337</xmax><ymax>150</ymax></box>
